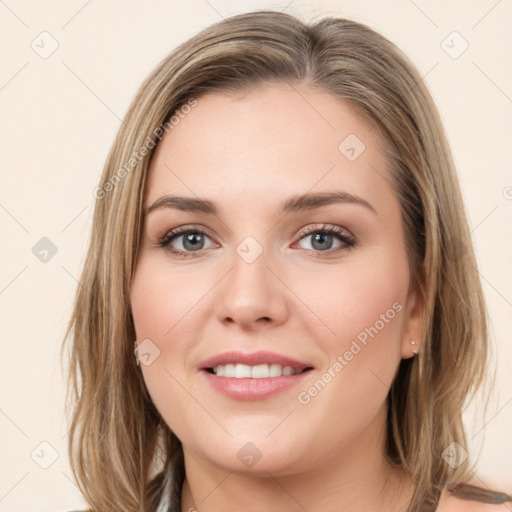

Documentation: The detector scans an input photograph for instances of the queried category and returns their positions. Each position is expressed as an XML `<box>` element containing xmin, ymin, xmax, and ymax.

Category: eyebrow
<box><xmin>145</xmin><ymin>191</ymin><xmax>377</xmax><ymax>217</ymax></box>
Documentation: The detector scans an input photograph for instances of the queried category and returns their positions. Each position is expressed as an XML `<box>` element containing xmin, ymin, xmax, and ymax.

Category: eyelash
<box><xmin>153</xmin><ymin>224</ymin><xmax>356</xmax><ymax>259</ymax></box>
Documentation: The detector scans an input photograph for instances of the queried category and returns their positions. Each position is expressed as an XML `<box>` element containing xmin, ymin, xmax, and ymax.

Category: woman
<box><xmin>62</xmin><ymin>9</ymin><xmax>511</xmax><ymax>512</ymax></box>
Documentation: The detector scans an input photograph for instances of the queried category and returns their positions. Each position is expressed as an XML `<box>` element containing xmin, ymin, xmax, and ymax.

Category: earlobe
<box><xmin>401</xmin><ymin>275</ymin><xmax>426</xmax><ymax>359</ymax></box>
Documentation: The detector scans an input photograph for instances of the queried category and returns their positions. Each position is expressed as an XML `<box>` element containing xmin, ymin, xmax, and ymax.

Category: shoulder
<box><xmin>437</xmin><ymin>479</ymin><xmax>511</xmax><ymax>512</ymax></box>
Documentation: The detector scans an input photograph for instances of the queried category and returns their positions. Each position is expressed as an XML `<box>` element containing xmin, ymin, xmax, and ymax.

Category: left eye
<box><xmin>296</xmin><ymin>228</ymin><xmax>354</xmax><ymax>252</ymax></box>
<box><xmin>293</xmin><ymin>225</ymin><xmax>356</xmax><ymax>254</ymax></box>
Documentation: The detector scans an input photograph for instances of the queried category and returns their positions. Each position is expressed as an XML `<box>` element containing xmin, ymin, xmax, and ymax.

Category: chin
<box><xmin>187</xmin><ymin>433</ymin><xmax>310</xmax><ymax>477</ymax></box>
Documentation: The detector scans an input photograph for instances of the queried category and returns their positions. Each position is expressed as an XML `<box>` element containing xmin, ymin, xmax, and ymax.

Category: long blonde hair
<box><xmin>61</xmin><ymin>10</ymin><xmax>496</xmax><ymax>511</ymax></box>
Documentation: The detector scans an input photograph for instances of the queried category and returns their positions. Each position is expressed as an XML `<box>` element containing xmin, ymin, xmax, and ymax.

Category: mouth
<box><xmin>199</xmin><ymin>351</ymin><xmax>314</xmax><ymax>400</ymax></box>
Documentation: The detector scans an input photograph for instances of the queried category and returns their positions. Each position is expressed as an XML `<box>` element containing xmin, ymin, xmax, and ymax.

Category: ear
<box><xmin>401</xmin><ymin>271</ymin><xmax>426</xmax><ymax>359</ymax></box>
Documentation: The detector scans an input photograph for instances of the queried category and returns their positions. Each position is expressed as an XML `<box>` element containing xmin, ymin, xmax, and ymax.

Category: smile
<box><xmin>199</xmin><ymin>351</ymin><xmax>314</xmax><ymax>400</ymax></box>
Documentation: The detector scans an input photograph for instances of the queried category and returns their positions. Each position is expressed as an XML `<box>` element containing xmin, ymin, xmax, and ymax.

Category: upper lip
<box><xmin>199</xmin><ymin>351</ymin><xmax>314</xmax><ymax>371</ymax></box>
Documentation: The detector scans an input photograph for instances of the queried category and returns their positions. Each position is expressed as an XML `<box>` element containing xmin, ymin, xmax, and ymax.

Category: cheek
<box><xmin>130</xmin><ymin>259</ymin><xmax>194</xmax><ymax>392</ymax></box>
<box><xmin>300</xmin><ymin>250</ymin><xmax>410</xmax><ymax>400</ymax></box>
<box><xmin>310</xmin><ymin>257</ymin><xmax>408</xmax><ymax>344</ymax></box>
<box><xmin>130</xmin><ymin>257</ymin><xmax>205</xmax><ymax>345</ymax></box>
<box><xmin>293</xmin><ymin>262</ymin><xmax>408</xmax><ymax>434</ymax></box>
<box><xmin>130</xmin><ymin>259</ymin><xmax>200</xmax><ymax>438</ymax></box>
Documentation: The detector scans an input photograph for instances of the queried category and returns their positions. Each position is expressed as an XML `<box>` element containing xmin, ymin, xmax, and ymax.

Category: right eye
<box><xmin>154</xmin><ymin>226</ymin><xmax>216</xmax><ymax>257</ymax></box>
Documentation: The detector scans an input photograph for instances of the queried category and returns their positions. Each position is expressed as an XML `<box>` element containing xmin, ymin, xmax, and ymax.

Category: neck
<box><xmin>179</xmin><ymin>405</ymin><xmax>414</xmax><ymax>512</ymax></box>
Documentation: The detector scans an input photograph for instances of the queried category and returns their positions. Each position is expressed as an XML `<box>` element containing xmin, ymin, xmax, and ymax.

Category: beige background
<box><xmin>1</xmin><ymin>1</ymin><xmax>511</xmax><ymax>510</ymax></box>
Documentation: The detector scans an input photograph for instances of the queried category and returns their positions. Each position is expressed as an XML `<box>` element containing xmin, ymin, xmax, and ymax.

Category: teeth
<box><xmin>251</xmin><ymin>364</ymin><xmax>269</xmax><ymax>378</ymax></box>
<box><xmin>235</xmin><ymin>364</ymin><xmax>252</xmax><ymax>378</ymax></box>
<box><xmin>212</xmin><ymin>363</ymin><xmax>303</xmax><ymax>378</ymax></box>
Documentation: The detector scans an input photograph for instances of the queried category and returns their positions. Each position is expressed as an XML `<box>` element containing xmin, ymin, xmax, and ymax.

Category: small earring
<box><xmin>134</xmin><ymin>341</ymin><xmax>141</xmax><ymax>366</ymax></box>
<box><xmin>411</xmin><ymin>339</ymin><xmax>419</xmax><ymax>354</ymax></box>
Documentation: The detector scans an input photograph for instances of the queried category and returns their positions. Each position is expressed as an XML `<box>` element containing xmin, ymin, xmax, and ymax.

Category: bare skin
<box><xmin>130</xmin><ymin>83</ymin><xmax>504</xmax><ymax>512</ymax></box>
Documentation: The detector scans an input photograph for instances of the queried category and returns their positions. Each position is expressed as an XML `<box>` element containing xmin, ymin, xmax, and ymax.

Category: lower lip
<box><xmin>201</xmin><ymin>370</ymin><xmax>312</xmax><ymax>400</ymax></box>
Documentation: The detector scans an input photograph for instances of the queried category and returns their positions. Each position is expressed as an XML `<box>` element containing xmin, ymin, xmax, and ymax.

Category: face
<box><xmin>130</xmin><ymin>83</ymin><xmax>424</xmax><ymax>476</ymax></box>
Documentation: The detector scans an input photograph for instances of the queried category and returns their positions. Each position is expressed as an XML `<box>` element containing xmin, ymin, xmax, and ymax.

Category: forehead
<box><xmin>144</xmin><ymin>83</ymin><xmax>394</xmax><ymax>215</ymax></box>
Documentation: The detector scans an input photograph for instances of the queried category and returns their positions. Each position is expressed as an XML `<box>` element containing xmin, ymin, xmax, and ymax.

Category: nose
<box><xmin>215</xmin><ymin>248</ymin><xmax>289</xmax><ymax>331</ymax></box>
